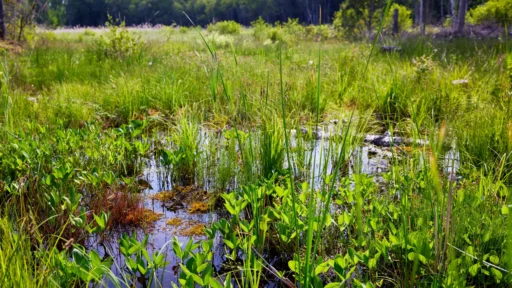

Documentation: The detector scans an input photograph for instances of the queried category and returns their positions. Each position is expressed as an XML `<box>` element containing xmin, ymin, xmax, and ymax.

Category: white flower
<box><xmin>308</xmin><ymin>60</ymin><xmax>313</xmax><ymax>66</ymax></box>
<box><xmin>148</xmin><ymin>62</ymin><xmax>153</xmax><ymax>66</ymax></box>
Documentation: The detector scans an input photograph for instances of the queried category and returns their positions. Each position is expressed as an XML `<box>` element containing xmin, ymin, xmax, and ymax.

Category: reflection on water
<box><xmin>89</xmin><ymin>129</ymin><xmax>458</xmax><ymax>287</ymax></box>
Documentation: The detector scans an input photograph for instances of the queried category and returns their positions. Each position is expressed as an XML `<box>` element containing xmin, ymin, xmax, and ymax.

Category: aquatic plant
<box><xmin>0</xmin><ymin>21</ymin><xmax>511</xmax><ymax>288</ymax></box>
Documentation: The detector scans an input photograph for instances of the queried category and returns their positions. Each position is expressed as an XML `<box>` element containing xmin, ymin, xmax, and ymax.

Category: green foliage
<box><xmin>443</xmin><ymin>16</ymin><xmax>453</xmax><ymax>28</ymax></box>
<box><xmin>83</xmin><ymin>29</ymin><xmax>96</xmax><ymax>37</ymax></box>
<box><xmin>119</xmin><ymin>233</ymin><xmax>167</xmax><ymax>280</ymax></box>
<box><xmin>468</xmin><ymin>0</ymin><xmax>512</xmax><ymax>25</ymax></box>
<box><xmin>171</xmin><ymin>118</ymin><xmax>200</xmax><ymax>184</ymax></box>
<box><xmin>382</xmin><ymin>3</ymin><xmax>413</xmax><ymax>32</ymax></box>
<box><xmin>96</xmin><ymin>16</ymin><xmax>144</xmax><ymax>59</ymax></box>
<box><xmin>333</xmin><ymin>5</ymin><xmax>366</xmax><ymax>38</ymax></box>
<box><xmin>179</xmin><ymin>26</ymin><xmax>190</xmax><ymax>33</ymax></box>
<box><xmin>259</xmin><ymin>123</ymin><xmax>285</xmax><ymax>179</ymax></box>
<box><xmin>1</xmin><ymin>25</ymin><xmax>512</xmax><ymax>288</ymax></box>
<box><xmin>251</xmin><ymin>17</ymin><xmax>270</xmax><ymax>40</ymax></box>
<box><xmin>208</xmin><ymin>21</ymin><xmax>242</xmax><ymax>35</ymax></box>
<box><xmin>282</xmin><ymin>18</ymin><xmax>305</xmax><ymax>38</ymax></box>
<box><xmin>305</xmin><ymin>24</ymin><xmax>332</xmax><ymax>40</ymax></box>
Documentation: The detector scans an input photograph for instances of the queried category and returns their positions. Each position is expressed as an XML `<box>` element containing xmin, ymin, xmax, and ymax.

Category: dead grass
<box><xmin>0</xmin><ymin>40</ymin><xmax>23</xmax><ymax>54</ymax></box>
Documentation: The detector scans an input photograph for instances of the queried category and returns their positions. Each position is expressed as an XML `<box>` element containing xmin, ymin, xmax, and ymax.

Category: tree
<box><xmin>419</xmin><ymin>0</ymin><xmax>424</xmax><ymax>34</ymax></box>
<box><xmin>0</xmin><ymin>0</ymin><xmax>5</xmax><ymax>40</ymax></box>
<box><xmin>456</xmin><ymin>0</ymin><xmax>467</xmax><ymax>32</ymax></box>
<box><xmin>450</xmin><ymin>0</ymin><xmax>456</xmax><ymax>29</ymax></box>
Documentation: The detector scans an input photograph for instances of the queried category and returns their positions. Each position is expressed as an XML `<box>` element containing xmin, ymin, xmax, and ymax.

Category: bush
<box><xmin>468</xmin><ymin>0</ymin><xmax>512</xmax><ymax>26</ymax></box>
<box><xmin>96</xmin><ymin>16</ymin><xmax>144</xmax><ymax>59</ymax></box>
<box><xmin>316</xmin><ymin>25</ymin><xmax>332</xmax><ymax>40</ymax></box>
<box><xmin>268</xmin><ymin>27</ymin><xmax>285</xmax><ymax>43</ymax></box>
<box><xmin>305</xmin><ymin>25</ymin><xmax>316</xmax><ymax>37</ymax></box>
<box><xmin>443</xmin><ymin>17</ymin><xmax>452</xmax><ymax>28</ymax></box>
<box><xmin>333</xmin><ymin>5</ymin><xmax>366</xmax><ymax>39</ymax></box>
<box><xmin>251</xmin><ymin>17</ymin><xmax>270</xmax><ymax>40</ymax></box>
<box><xmin>208</xmin><ymin>21</ymin><xmax>241</xmax><ymax>35</ymax></box>
<box><xmin>179</xmin><ymin>26</ymin><xmax>189</xmax><ymax>34</ymax></box>
<box><xmin>282</xmin><ymin>18</ymin><xmax>305</xmax><ymax>38</ymax></box>
<box><xmin>382</xmin><ymin>3</ymin><xmax>413</xmax><ymax>32</ymax></box>
<box><xmin>305</xmin><ymin>25</ymin><xmax>332</xmax><ymax>41</ymax></box>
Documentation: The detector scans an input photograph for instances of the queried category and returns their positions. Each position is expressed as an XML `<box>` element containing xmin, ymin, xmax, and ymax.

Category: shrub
<box><xmin>268</xmin><ymin>27</ymin><xmax>284</xmax><ymax>43</ymax></box>
<box><xmin>315</xmin><ymin>25</ymin><xmax>332</xmax><ymax>40</ymax></box>
<box><xmin>382</xmin><ymin>3</ymin><xmax>413</xmax><ymax>32</ymax></box>
<box><xmin>333</xmin><ymin>5</ymin><xmax>366</xmax><ymax>39</ymax></box>
<box><xmin>96</xmin><ymin>16</ymin><xmax>144</xmax><ymax>59</ymax></box>
<box><xmin>208</xmin><ymin>21</ymin><xmax>241</xmax><ymax>35</ymax></box>
<box><xmin>468</xmin><ymin>0</ymin><xmax>512</xmax><ymax>26</ymax></box>
<box><xmin>305</xmin><ymin>25</ymin><xmax>316</xmax><ymax>37</ymax></box>
<box><xmin>179</xmin><ymin>26</ymin><xmax>189</xmax><ymax>33</ymax></box>
<box><xmin>443</xmin><ymin>17</ymin><xmax>452</xmax><ymax>28</ymax></box>
<box><xmin>305</xmin><ymin>25</ymin><xmax>332</xmax><ymax>40</ymax></box>
<box><xmin>282</xmin><ymin>18</ymin><xmax>305</xmax><ymax>38</ymax></box>
<box><xmin>251</xmin><ymin>17</ymin><xmax>270</xmax><ymax>40</ymax></box>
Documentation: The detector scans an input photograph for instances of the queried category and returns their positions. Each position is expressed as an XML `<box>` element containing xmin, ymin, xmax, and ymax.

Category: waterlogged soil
<box><xmin>88</xmin><ymin>128</ymin><xmax>459</xmax><ymax>287</ymax></box>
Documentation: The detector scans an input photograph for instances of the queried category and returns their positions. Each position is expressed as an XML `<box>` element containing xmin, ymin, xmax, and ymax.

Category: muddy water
<box><xmin>91</xmin><ymin>130</ymin><xmax>458</xmax><ymax>287</ymax></box>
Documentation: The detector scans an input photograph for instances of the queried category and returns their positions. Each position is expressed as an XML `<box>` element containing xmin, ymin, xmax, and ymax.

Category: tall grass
<box><xmin>0</xmin><ymin>22</ymin><xmax>511</xmax><ymax>287</ymax></box>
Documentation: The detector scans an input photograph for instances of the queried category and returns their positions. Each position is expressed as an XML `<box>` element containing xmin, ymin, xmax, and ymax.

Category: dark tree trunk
<box><xmin>456</xmin><ymin>0</ymin><xmax>467</xmax><ymax>33</ymax></box>
<box><xmin>419</xmin><ymin>0</ymin><xmax>425</xmax><ymax>34</ymax></box>
<box><xmin>0</xmin><ymin>0</ymin><xmax>6</xmax><ymax>40</ymax></box>
<box><xmin>441</xmin><ymin>0</ymin><xmax>444</xmax><ymax>20</ymax></box>
<box><xmin>450</xmin><ymin>0</ymin><xmax>457</xmax><ymax>31</ymax></box>
<box><xmin>414</xmin><ymin>2</ymin><xmax>420</xmax><ymax>26</ymax></box>
<box><xmin>367</xmin><ymin>0</ymin><xmax>375</xmax><ymax>35</ymax></box>
<box><xmin>392</xmin><ymin>8</ymin><xmax>399</xmax><ymax>34</ymax></box>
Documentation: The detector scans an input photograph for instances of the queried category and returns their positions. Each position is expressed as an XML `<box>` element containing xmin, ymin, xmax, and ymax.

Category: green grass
<box><xmin>0</xmin><ymin>24</ymin><xmax>511</xmax><ymax>287</ymax></box>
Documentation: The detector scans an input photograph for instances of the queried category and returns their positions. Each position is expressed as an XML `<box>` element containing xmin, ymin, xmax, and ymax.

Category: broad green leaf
<box><xmin>324</xmin><ymin>282</ymin><xmax>343</xmax><ymax>288</ymax></box>
<box><xmin>469</xmin><ymin>263</ymin><xmax>480</xmax><ymax>276</ymax></box>
<box><xmin>490</xmin><ymin>255</ymin><xmax>499</xmax><ymax>265</ymax></box>
<box><xmin>501</xmin><ymin>205</ymin><xmax>509</xmax><ymax>215</ymax></box>
<box><xmin>491</xmin><ymin>268</ymin><xmax>503</xmax><ymax>282</ymax></box>
<box><xmin>288</xmin><ymin>260</ymin><xmax>298</xmax><ymax>272</ymax></box>
<box><xmin>314</xmin><ymin>261</ymin><xmax>330</xmax><ymax>275</ymax></box>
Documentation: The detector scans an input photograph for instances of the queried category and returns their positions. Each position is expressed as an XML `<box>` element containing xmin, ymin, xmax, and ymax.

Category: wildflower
<box><xmin>148</xmin><ymin>61</ymin><xmax>153</xmax><ymax>66</ymax></box>
<box><xmin>308</xmin><ymin>60</ymin><xmax>313</xmax><ymax>66</ymax></box>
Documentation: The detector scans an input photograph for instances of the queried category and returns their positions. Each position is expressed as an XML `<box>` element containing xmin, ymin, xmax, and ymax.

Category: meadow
<box><xmin>0</xmin><ymin>22</ymin><xmax>511</xmax><ymax>287</ymax></box>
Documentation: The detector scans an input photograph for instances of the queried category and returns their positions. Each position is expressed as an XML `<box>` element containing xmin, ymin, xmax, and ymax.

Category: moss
<box><xmin>180</xmin><ymin>224</ymin><xmax>206</xmax><ymax>237</ymax></box>
<box><xmin>149</xmin><ymin>190</ymin><xmax>176</xmax><ymax>201</ymax></box>
<box><xmin>123</xmin><ymin>208</ymin><xmax>162</xmax><ymax>226</ymax></box>
<box><xmin>188</xmin><ymin>202</ymin><xmax>209</xmax><ymax>214</ymax></box>
<box><xmin>166</xmin><ymin>217</ymin><xmax>183</xmax><ymax>226</ymax></box>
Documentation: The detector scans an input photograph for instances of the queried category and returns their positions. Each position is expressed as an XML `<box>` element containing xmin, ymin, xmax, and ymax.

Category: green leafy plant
<box><xmin>96</xmin><ymin>15</ymin><xmax>144</xmax><ymax>60</ymax></box>
<box><xmin>207</xmin><ymin>21</ymin><xmax>242</xmax><ymax>35</ymax></box>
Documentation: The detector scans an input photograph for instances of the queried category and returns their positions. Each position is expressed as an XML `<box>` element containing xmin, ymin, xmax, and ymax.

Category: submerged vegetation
<box><xmin>0</xmin><ymin>19</ymin><xmax>511</xmax><ymax>287</ymax></box>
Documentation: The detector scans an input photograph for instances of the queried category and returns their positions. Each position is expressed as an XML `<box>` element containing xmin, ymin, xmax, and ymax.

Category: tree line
<box><xmin>35</xmin><ymin>0</ymin><xmax>488</xmax><ymax>28</ymax></box>
<box><xmin>0</xmin><ymin>0</ymin><xmax>510</xmax><ymax>41</ymax></box>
